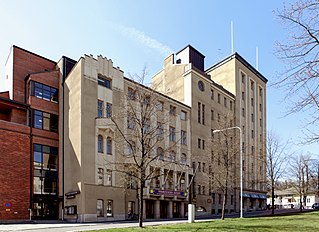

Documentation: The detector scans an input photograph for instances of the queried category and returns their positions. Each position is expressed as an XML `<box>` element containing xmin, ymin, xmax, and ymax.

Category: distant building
<box><xmin>267</xmin><ymin>188</ymin><xmax>319</xmax><ymax>209</ymax></box>
<box><xmin>0</xmin><ymin>45</ymin><xmax>267</xmax><ymax>222</ymax></box>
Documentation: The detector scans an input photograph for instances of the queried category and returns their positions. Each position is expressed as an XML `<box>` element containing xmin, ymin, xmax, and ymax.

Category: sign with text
<box><xmin>149</xmin><ymin>189</ymin><xmax>186</xmax><ymax>197</ymax></box>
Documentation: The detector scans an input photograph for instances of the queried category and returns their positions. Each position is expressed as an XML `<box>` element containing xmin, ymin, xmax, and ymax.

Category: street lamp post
<box><xmin>213</xmin><ymin>126</ymin><xmax>243</xmax><ymax>218</ymax></box>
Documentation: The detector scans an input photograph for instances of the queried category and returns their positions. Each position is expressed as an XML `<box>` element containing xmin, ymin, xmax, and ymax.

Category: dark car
<box><xmin>312</xmin><ymin>203</ymin><xmax>319</xmax><ymax>210</ymax></box>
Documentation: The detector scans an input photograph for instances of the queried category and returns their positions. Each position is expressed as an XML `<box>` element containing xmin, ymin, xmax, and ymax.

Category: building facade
<box><xmin>0</xmin><ymin>46</ymin><xmax>60</xmax><ymax>220</ymax></box>
<box><xmin>0</xmin><ymin>44</ymin><xmax>267</xmax><ymax>221</ymax></box>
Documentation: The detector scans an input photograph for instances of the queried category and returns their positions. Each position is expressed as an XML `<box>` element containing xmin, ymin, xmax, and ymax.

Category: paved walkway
<box><xmin>0</xmin><ymin>209</ymin><xmax>312</xmax><ymax>232</ymax></box>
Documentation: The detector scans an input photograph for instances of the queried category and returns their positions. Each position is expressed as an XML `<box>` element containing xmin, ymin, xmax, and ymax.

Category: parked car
<box><xmin>311</xmin><ymin>203</ymin><xmax>319</xmax><ymax>210</ymax></box>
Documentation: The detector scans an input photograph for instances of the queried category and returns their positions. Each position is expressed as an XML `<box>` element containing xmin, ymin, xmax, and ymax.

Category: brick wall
<box><xmin>0</xmin><ymin>121</ymin><xmax>31</xmax><ymax>220</ymax></box>
<box><xmin>12</xmin><ymin>46</ymin><xmax>56</xmax><ymax>103</ymax></box>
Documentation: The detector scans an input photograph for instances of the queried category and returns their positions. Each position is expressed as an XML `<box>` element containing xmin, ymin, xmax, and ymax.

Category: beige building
<box><xmin>60</xmin><ymin>54</ymin><xmax>192</xmax><ymax>222</ymax></box>
<box><xmin>59</xmin><ymin>45</ymin><xmax>267</xmax><ymax>222</ymax></box>
<box><xmin>153</xmin><ymin>45</ymin><xmax>267</xmax><ymax>214</ymax></box>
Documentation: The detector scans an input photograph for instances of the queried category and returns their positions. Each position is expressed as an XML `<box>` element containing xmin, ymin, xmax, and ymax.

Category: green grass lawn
<box><xmin>92</xmin><ymin>211</ymin><xmax>319</xmax><ymax>232</ymax></box>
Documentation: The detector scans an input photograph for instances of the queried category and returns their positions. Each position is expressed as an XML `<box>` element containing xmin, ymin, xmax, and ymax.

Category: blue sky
<box><xmin>0</xmin><ymin>0</ymin><xmax>317</xmax><ymax>156</ymax></box>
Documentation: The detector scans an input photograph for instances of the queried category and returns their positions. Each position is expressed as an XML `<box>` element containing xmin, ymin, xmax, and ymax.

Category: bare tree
<box><xmin>210</xmin><ymin>114</ymin><xmax>239</xmax><ymax>220</ymax></box>
<box><xmin>107</xmin><ymin>69</ymin><xmax>184</xmax><ymax>227</ymax></box>
<box><xmin>266</xmin><ymin>130</ymin><xmax>289</xmax><ymax>214</ymax></box>
<box><xmin>275</xmin><ymin>0</ymin><xmax>319</xmax><ymax>143</ymax></box>
<box><xmin>289</xmin><ymin>153</ymin><xmax>312</xmax><ymax>211</ymax></box>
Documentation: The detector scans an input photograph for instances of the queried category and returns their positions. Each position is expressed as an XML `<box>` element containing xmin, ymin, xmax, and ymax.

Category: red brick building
<box><xmin>0</xmin><ymin>46</ymin><xmax>60</xmax><ymax>220</ymax></box>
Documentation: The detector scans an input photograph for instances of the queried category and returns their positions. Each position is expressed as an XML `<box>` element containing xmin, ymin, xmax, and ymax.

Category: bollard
<box><xmin>188</xmin><ymin>204</ymin><xmax>195</xmax><ymax>223</ymax></box>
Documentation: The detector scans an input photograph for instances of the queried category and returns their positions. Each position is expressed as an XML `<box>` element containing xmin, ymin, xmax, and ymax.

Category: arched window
<box><xmin>98</xmin><ymin>135</ymin><xmax>103</xmax><ymax>153</ymax></box>
<box><xmin>106</xmin><ymin>137</ymin><xmax>112</xmax><ymax>155</ymax></box>
<box><xmin>157</xmin><ymin>147</ymin><xmax>164</xmax><ymax>160</ymax></box>
<box><xmin>181</xmin><ymin>153</ymin><xmax>187</xmax><ymax>164</ymax></box>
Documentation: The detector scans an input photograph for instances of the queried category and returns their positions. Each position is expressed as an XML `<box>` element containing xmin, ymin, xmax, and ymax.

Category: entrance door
<box><xmin>160</xmin><ymin>201</ymin><xmax>168</xmax><ymax>218</ymax></box>
<box><xmin>145</xmin><ymin>200</ymin><xmax>154</xmax><ymax>219</ymax></box>
<box><xmin>32</xmin><ymin>201</ymin><xmax>58</xmax><ymax>219</ymax></box>
<box><xmin>173</xmin><ymin>202</ymin><xmax>180</xmax><ymax>218</ymax></box>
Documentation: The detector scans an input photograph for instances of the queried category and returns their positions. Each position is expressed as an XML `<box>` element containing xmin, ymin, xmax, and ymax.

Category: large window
<box><xmin>181</xmin><ymin>130</ymin><xmax>187</xmax><ymax>145</ymax></box>
<box><xmin>106</xmin><ymin>200</ymin><xmax>113</xmax><ymax>217</ymax></box>
<box><xmin>33</xmin><ymin>110</ymin><xmax>58</xmax><ymax>132</ymax></box>
<box><xmin>106</xmin><ymin>103</ymin><xmax>112</xmax><ymax>118</ymax></box>
<box><xmin>33</xmin><ymin>144</ymin><xmax>58</xmax><ymax>195</ymax></box>
<box><xmin>30</xmin><ymin>81</ymin><xmax>58</xmax><ymax>103</ymax></box>
<box><xmin>98</xmin><ymin>168</ymin><xmax>104</xmax><ymax>185</ymax></box>
<box><xmin>106</xmin><ymin>137</ymin><xmax>112</xmax><ymax>155</ymax></box>
<box><xmin>106</xmin><ymin>169</ymin><xmax>112</xmax><ymax>186</ymax></box>
<box><xmin>169</xmin><ymin>126</ymin><xmax>175</xmax><ymax>142</ymax></box>
<box><xmin>98</xmin><ymin>135</ymin><xmax>103</xmax><ymax>153</ymax></box>
<box><xmin>97</xmin><ymin>199</ymin><xmax>104</xmax><ymax>217</ymax></box>
<box><xmin>98</xmin><ymin>74</ymin><xmax>112</xmax><ymax>89</ymax></box>
<box><xmin>98</xmin><ymin>100</ymin><xmax>103</xmax><ymax>118</ymax></box>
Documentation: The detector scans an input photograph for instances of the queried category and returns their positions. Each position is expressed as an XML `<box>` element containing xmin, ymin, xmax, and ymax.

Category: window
<box><xmin>218</xmin><ymin>93</ymin><xmax>221</xmax><ymax>103</ymax></box>
<box><xmin>98</xmin><ymin>135</ymin><xmax>103</xmax><ymax>153</ymax></box>
<box><xmin>98</xmin><ymin>168</ymin><xmax>104</xmax><ymax>185</ymax></box>
<box><xmin>251</xmin><ymin>80</ymin><xmax>254</xmax><ymax>91</ymax></box>
<box><xmin>242</xmin><ymin>108</ymin><xmax>245</xmax><ymax>117</ymax></box>
<box><xmin>231</xmin><ymin>195</ymin><xmax>234</xmax><ymax>205</ymax></box>
<box><xmin>157</xmin><ymin>147</ymin><xmax>164</xmax><ymax>160</ymax></box>
<box><xmin>224</xmin><ymin>97</ymin><xmax>227</xmax><ymax>107</ymax></box>
<box><xmin>218</xmin><ymin>194</ymin><xmax>222</xmax><ymax>204</ymax></box>
<box><xmin>242</xmin><ymin>142</ymin><xmax>245</xmax><ymax>153</ymax></box>
<box><xmin>198</xmin><ymin>102</ymin><xmax>201</xmax><ymax>123</ymax></box>
<box><xmin>98</xmin><ymin>100</ymin><xmax>103</xmax><ymax>118</ymax></box>
<box><xmin>198</xmin><ymin>185</ymin><xmax>201</xmax><ymax>195</ymax></box>
<box><xmin>192</xmin><ymin>162</ymin><xmax>196</xmax><ymax>172</ymax></box>
<box><xmin>142</xmin><ymin>118</ymin><xmax>150</xmax><ymax>134</ymax></box>
<box><xmin>260</xmin><ymin>118</ymin><xmax>262</xmax><ymax>127</ymax></box>
<box><xmin>168</xmin><ymin>151</ymin><xmax>176</xmax><ymax>162</ymax></box>
<box><xmin>106</xmin><ymin>103</ymin><xmax>112</xmax><ymax>118</ymax></box>
<box><xmin>202</xmin><ymin>104</ymin><xmax>205</xmax><ymax>125</ymax></box>
<box><xmin>181</xmin><ymin>153</ymin><xmax>187</xmax><ymax>164</ymax></box>
<box><xmin>106</xmin><ymin>169</ymin><xmax>112</xmax><ymax>186</ymax></box>
<box><xmin>156</xmin><ymin>101</ymin><xmax>164</xmax><ymax>111</ymax></box>
<box><xmin>217</xmin><ymin>113</ymin><xmax>221</xmax><ymax>122</ymax></box>
<box><xmin>157</xmin><ymin>122</ymin><xmax>163</xmax><ymax>139</ymax></box>
<box><xmin>202</xmin><ymin>140</ymin><xmax>205</xmax><ymax>150</ymax></box>
<box><xmin>251</xmin><ymin>145</ymin><xmax>255</xmax><ymax>154</ymax></box>
<box><xmin>202</xmin><ymin>186</ymin><xmax>206</xmax><ymax>195</ymax></box>
<box><xmin>127</xmin><ymin>141</ymin><xmax>136</xmax><ymax>155</ymax></box>
<box><xmin>30</xmin><ymin>81</ymin><xmax>58</xmax><ymax>103</ymax></box>
<box><xmin>242</xmin><ymin>92</ymin><xmax>245</xmax><ymax>101</ymax></box>
<box><xmin>128</xmin><ymin>201</ymin><xmax>135</xmax><ymax>215</ymax></box>
<box><xmin>97</xmin><ymin>199</ymin><xmax>104</xmax><ymax>217</ymax></box>
<box><xmin>211</xmin><ymin>90</ymin><xmax>214</xmax><ymax>100</ymax></box>
<box><xmin>128</xmin><ymin>87</ymin><xmax>136</xmax><ymax>100</ymax></box>
<box><xmin>251</xmin><ymin>113</ymin><xmax>254</xmax><ymax>122</ymax></box>
<box><xmin>211</xmin><ymin>110</ymin><xmax>214</xmax><ymax>120</ymax></box>
<box><xmin>241</xmin><ymin>73</ymin><xmax>245</xmax><ymax>83</ymax></box>
<box><xmin>180</xmin><ymin>111</ymin><xmax>187</xmax><ymax>121</ymax></box>
<box><xmin>33</xmin><ymin>110</ymin><xmax>58</xmax><ymax>132</ymax></box>
<box><xmin>181</xmin><ymin>130</ymin><xmax>187</xmax><ymax>145</ymax></box>
<box><xmin>33</xmin><ymin>144</ymin><xmax>58</xmax><ymax>195</ymax></box>
<box><xmin>198</xmin><ymin>138</ymin><xmax>201</xmax><ymax>149</ymax></box>
<box><xmin>143</xmin><ymin>95</ymin><xmax>150</xmax><ymax>105</ymax></box>
<box><xmin>106</xmin><ymin>200</ymin><xmax>113</xmax><ymax>217</ymax></box>
<box><xmin>212</xmin><ymin>193</ymin><xmax>216</xmax><ymax>204</ymax></box>
<box><xmin>169</xmin><ymin>127</ymin><xmax>175</xmax><ymax>142</ymax></box>
<box><xmin>260</xmin><ymin>103</ymin><xmax>262</xmax><ymax>112</ymax></box>
<box><xmin>169</xmin><ymin>105</ymin><xmax>176</xmax><ymax>115</ymax></box>
<box><xmin>198</xmin><ymin>162</ymin><xmax>201</xmax><ymax>172</ymax></box>
<box><xmin>98</xmin><ymin>74</ymin><xmax>111</xmax><ymax>89</ymax></box>
<box><xmin>202</xmin><ymin>163</ymin><xmax>205</xmax><ymax>172</ymax></box>
<box><xmin>251</xmin><ymin>130</ymin><xmax>254</xmax><ymax>139</ymax></box>
<box><xmin>127</xmin><ymin>114</ymin><xmax>135</xmax><ymax>129</ymax></box>
<box><xmin>230</xmin><ymin>101</ymin><xmax>233</xmax><ymax>110</ymax></box>
<box><xmin>106</xmin><ymin>137</ymin><xmax>112</xmax><ymax>155</ymax></box>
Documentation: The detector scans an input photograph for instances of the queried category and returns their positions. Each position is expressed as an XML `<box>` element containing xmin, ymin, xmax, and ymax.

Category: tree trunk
<box><xmin>221</xmin><ymin>191</ymin><xmax>227</xmax><ymax>220</ymax></box>
<box><xmin>271</xmin><ymin>185</ymin><xmax>275</xmax><ymax>215</ymax></box>
<box><xmin>138</xmin><ymin>180</ymin><xmax>144</xmax><ymax>227</ymax></box>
